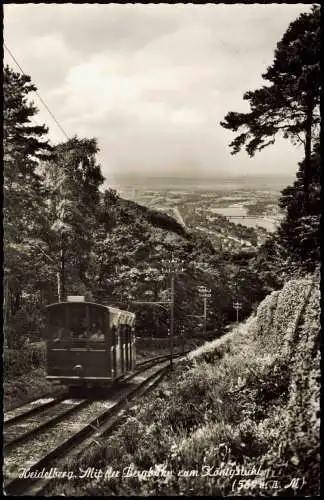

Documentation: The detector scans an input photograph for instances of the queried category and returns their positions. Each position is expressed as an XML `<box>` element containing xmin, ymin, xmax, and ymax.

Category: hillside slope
<box><xmin>97</xmin><ymin>195</ymin><xmax>263</xmax><ymax>332</ymax></box>
<box><xmin>182</xmin><ymin>272</ymin><xmax>320</xmax><ymax>495</ymax></box>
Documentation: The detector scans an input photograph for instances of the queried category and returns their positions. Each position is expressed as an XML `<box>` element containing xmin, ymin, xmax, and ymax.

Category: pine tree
<box><xmin>277</xmin><ymin>142</ymin><xmax>320</xmax><ymax>270</ymax></box>
<box><xmin>220</xmin><ymin>5</ymin><xmax>320</xmax><ymax>202</ymax></box>
<box><xmin>4</xmin><ymin>65</ymin><xmax>52</xmax><ymax>242</ymax></box>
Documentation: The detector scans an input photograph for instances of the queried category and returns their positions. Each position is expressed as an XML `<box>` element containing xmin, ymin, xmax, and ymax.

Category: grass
<box><xmin>36</xmin><ymin>276</ymin><xmax>321</xmax><ymax>496</ymax></box>
<box><xmin>3</xmin><ymin>341</ymin><xmax>60</xmax><ymax>411</ymax></box>
<box><xmin>4</xmin><ymin>367</ymin><xmax>60</xmax><ymax>411</ymax></box>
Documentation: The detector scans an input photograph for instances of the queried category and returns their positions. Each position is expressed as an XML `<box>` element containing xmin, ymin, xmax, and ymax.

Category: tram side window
<box><xmin>123</xmin><ymin>325</ymin><xmax>128</xmax><ymax>344</ymax></box>
<box><xmin>111</xmin><ymin>326</ymin><xmax>117</xmax><ymax>346</ymax></box>
<box><xmin>115</xmin><ymin>326</ymin><xmax>120</xmax><ymax>346</ymax></box>
<box><xmin>126</xmin><ymin>325</ymin><xmax>131</xmax><ymax>342</ymax></box>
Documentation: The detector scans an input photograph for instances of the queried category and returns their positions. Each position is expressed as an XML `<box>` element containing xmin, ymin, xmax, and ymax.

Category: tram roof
<box><xmin>46</xmin><ymin>301</ymin><xmax>135</xmax><ymax>323</ymax></box>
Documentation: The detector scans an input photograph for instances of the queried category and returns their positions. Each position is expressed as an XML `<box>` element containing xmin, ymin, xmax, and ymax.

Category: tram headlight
<box><xmin>73</xmin><ymin>364</ymin><xmax>84</xmax><ymax>376</ymax></box>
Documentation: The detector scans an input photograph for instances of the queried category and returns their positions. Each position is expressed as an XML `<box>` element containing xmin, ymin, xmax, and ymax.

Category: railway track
<box><xmin>3</xmin><ymin>350</ymin><xmax>188</xmax><ymax>429</ymax></box>
<box><xmin>4</xmin><ymin>393</ymin><xmax>69</xmax><ymax>428</ymax></box>
<box><xmin>136</xmin><ymin>349</ymin><xmax>189</xmax><ymax>369</ymax></box>
<box><xmin>4</xmin><ymin>397</ymin><xmax>91</xmax><ymax>452</ymax></box>
<box><xmin>4</xmin><ymin>349</ymin><xmax>188</xmax><ymax>416</ymax></box>
<box><xmin>4</xmin><ymin>383</ymin><xmax>69</xmax><ymax>420</ymax></box>
<box><xmin>3</xmin><ymin>351</ymin><xmax>189</xmax><ymax>496</ymax></box>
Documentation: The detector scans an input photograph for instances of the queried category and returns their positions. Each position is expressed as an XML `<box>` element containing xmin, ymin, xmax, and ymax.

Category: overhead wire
<box><xmin>4</xmin><ymin>42</ymin><xmax>70</xmax><ymax>141</ymax></box>
<box><xmin>4</xmin><ymin>44</ymin><xmax>104</xmax><ymax>251</ymax></box>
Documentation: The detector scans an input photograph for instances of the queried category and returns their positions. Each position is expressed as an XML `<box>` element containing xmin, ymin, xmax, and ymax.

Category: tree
<box><xmin>220</xmin><ymin>5</ymin><xmax>320</xmax><ymax>203</ymax></box>
<box><xmin>251</xmin><ymin>140</ymin><xmax>320</xmax><ymax>287</ymax></box>
<box><xmin>41</xmin><ymin>137</ymin><xmax>105</xmax><ymax>300</ymax></box>
<box><xmin>276</xmin><ymin>141</ymin><xmax>320</xmax><ymax>270</ymax></box>
<box><xmin>3</xmin><ymin>65</ymin><xmax>52</xmax><ymax>245</ymax></box>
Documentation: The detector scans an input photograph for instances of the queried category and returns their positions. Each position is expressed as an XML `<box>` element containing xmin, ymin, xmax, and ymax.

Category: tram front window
<box><xmin>53</xmin><ymin>327</ymin><xmax>65</xmax><ymax>342</ymax></box>
<box><xmin>89</xmin><ymin>323</ymin><xmax>104</xmax><ymax>341</ymax></box>
<box><xmin>71</xmin><ymin>327</ymin><xmax>88</xmax><ymax>340</ymax></box>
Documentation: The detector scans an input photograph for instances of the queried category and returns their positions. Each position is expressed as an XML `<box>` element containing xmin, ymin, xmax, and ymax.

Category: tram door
<box><xmin>120</xmin><ymin>326</ymin><xmax>124</xmax><ymax>373</ymax></box>
<box><xmin>132</xmin><ymin>327</ymin><xmax>136</xmax><ymax>369</ymax></box>
<box><xmin>128</xmin><ymin>326</ymin><xmax>132</xmax><ymax>369</ymax></box>
<box><xmin>111</xmin><ymin>326</ymin><xmax>117</xmax><ymax>378</ymax></box>
<box><xmin>125</xmin><ymin>326</ymin><xmax>130</xmax><ymax>371</ymax></box>
<box><xmin>116</xmin><ymin>327</ymin><xmax>121</xmax><ymax>376</ymax></box>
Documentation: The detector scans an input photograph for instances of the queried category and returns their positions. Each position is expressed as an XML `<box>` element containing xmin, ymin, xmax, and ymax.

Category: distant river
<box><xmin>210</xmin><ymin>205</ymin><xmax>278</xmax><ymax>232</ymax></box>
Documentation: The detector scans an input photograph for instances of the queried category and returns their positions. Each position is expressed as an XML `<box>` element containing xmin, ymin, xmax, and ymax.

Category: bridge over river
<box><xmin>221</xmin><ymin>215</ymin><xmax>277</xmax><ymax>223</ymax></box>
<box><xmin>171</xmin><ymin>206</ymin><xmax>281</xmax><ymax>234</ymax></box>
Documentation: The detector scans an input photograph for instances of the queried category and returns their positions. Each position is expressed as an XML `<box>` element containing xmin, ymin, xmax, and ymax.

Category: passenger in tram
<box><xmin>71</xmin><ymin>326</ymin><xmax>88</xmax><ymax>340</ymax></box>
<box><xmin>54</xmin><ymin>326</ymin><xmax>65</xmax><ymax>341</ymax></box>
<box><xmin>89</xmin><ymin>323</ymin><xmax>104</xmax><ymax>341</ymax></box>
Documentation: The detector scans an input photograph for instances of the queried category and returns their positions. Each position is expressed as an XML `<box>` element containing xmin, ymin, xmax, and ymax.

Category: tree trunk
<box><xmin>60</xmin><ymin>234</ymin><xmax>66</xmax><ymax>301</ymax></box>
<box><xmin>303</xmin><ymin>98</ymin><xmax>314</xmax><ymax>209</ymax></box>
<box><xmin>3</xmin><ymin>277</ymin><xmax>9</xmax><ymax>347</ymax></box>
<box><xmin>11</xmin><ymin>290</ymin><xmax>21</xmax><ymax>316</ymax></box>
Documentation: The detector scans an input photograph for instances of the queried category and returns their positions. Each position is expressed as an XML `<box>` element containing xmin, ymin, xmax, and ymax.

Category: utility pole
<box><xmin>198</xmin><ymin>286</ymin><xmax>211</xmax><ymax>337</ymax></box>
<box><xmin>233</xmin><ymin>300</ymin><xmax>242</xmax><ymax>323</ymax></box>
<box><xmin>57</xmin><ymin>272</ymin><xmax>61</xmax><ymax>302</ymax></box>
<box><xmin>60</xmin><ymin>232</ymin><xmax>66</xmax><ymax>302</ymax></box>
<box><xmin>170</xmin><ymin>272</ymin><xmax>175</xmax><ymax>365</ymax></box>
<box><xmin>162</xmin><ymin>256</ymin><xmax>184</xmax><ymax>368</ymax></box>
<box><xmin>179</xmin><ymin>323</ymin><xmax>185</xmax><ymax>354</ymax></box>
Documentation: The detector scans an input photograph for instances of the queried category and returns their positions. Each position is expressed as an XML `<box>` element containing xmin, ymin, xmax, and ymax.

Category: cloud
<box><xmin>4</xmin><ymin>3</ymin><xmax>309</xmax><ymax>180</ymax></box>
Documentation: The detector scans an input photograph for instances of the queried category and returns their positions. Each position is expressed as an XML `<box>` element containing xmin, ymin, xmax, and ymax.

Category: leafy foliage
<box><xmin>40</xmin><ymin>136</ymin><xmax>105</xmax><ymax>299</ymax></box>
<box><xmin>4</xmin><ymin>343</ymin><xmax>46</xmax><ymax>378</ymax></box>
<box><xmin>3</xmin><ymin>65</ymin><xmax>52</xmax><ymax>344</ymax></box>
<box><xmin>276</xmin><ymin>142</ymin><xmax>320</xmax><ymax>269</ymax></box>
<box><xmin>6</xmin><ymin>5</ymin><xmax>319</xmax><ymax>360</ymax></box>
<box><xmin>252</xmin><ymin>142</ymin><xmax>320</xmax><ymax>283</ymax></box>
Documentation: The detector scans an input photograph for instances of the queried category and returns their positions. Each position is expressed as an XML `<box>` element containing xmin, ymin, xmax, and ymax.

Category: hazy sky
<box><xmin>4</xmin><ymin>3</ymin><xmax>308</xmax><ymax>184</ymax></box>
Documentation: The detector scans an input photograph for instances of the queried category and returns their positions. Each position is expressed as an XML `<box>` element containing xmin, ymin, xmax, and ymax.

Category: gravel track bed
<box><xmin>4</xmin><ymin>397</ymin><xmax>59</xmax><ymax>423</ymax></box>
<box><xmin>4</xmin><ymin>399</ymin><xmax>86</xmax><ymax>444</ymax></box>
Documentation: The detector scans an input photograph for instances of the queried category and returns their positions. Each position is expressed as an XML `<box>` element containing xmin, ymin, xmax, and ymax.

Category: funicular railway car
<box><xmin>45</xmin><ymin>297</ymin><xmax>136</xmax><ymax>388</ymax></box>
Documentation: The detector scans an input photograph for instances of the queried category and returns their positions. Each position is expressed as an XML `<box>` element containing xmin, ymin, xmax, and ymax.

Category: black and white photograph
<box><xmin>2</xmin><ymin>2</ymin><xmax>320</xmax><ymax>496</ymax></box>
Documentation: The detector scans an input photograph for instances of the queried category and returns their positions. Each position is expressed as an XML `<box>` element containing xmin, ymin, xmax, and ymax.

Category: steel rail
<box><xmin>4</xmin><ymin>398</ymin><xmax>90</xmax><ymax>452</ymax></box>
<box><xmin>4</xmin><ymin>393</ymin><xmax>68</xmax><ymax>428</ymax></box>
<box><xmin>4</xmin><ymin>359</ymin><xmax>174</xmax><ymax>496</ymax></box>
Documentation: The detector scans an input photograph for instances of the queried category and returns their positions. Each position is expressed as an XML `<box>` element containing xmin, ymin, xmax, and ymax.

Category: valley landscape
<box><xmin>110</xmin><ymin>175</ymin><xmax>289</xmax><ymax>252</ymax></box>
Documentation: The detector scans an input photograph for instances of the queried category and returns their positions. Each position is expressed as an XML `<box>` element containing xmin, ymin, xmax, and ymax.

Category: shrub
<box><xmin>4</xmin><ymin>343</ymin><xmax>46</xmax><ymax>378</ymax></box>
